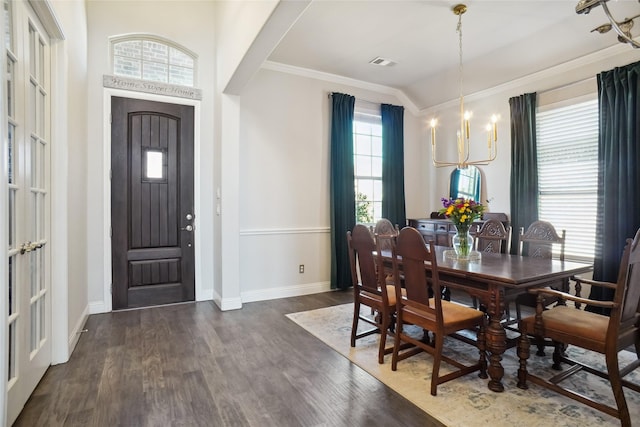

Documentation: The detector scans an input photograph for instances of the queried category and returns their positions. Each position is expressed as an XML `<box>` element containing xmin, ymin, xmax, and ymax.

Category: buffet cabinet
<box><xmin>407</xmin><ymin>218</ymin><xmax>483</xmax><ymax>247</ymax></box>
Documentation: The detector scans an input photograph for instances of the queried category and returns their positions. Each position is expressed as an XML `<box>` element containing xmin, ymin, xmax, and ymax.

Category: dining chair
<box><xmin>474</xmin><ymin>219</ymin><xmax>511</xmax><ymax>254</ymax></box>
<box><xmin>471</xmin><ymin>219</ymin><xmax>511</xmax><ymax>312</ymax></box>
<box><xmin>512</xmin><ymin>221</ymin><xmax>567</xmax><ymax>344</ymax></box>
<box><xmin>373</xmin><ymin>218</ymin><xmax>399</xmax><ymax>248</ymax></box>
<box><xmin>390</xmin><ymin>226</ymin><xmax>487</xmax><ymax>396</ymax></box>
<box><xmin>516</xmin><ymin>228</ymin><xmax>640</xmax><ymax>427</ymax></box>
<box><xmin>373</xmin><ymin>218</ymin><xmax>400</xmax><ymax>281</ymax></box>
<box><xmin>347</xmin><ymin>224</ymin><xmax>397</xmax><ymax>364</ymax></box>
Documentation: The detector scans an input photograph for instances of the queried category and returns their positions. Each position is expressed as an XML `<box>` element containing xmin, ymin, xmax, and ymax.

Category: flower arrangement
<box><xmin>439</xmin><ymin>197</ymin><xmax>485</xmax><ymax>231</ymax></box>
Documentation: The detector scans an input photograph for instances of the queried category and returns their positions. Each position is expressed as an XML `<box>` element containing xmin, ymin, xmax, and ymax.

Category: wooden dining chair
<box><xmin>513</xmin><ymin>221</ymin><xmax>567</xmax><ymax>334</ymax></box>
<box><xmin>373</xmin><ymin>218</ymin><xmax>400</xmax><ymax>283</ymax></box>
<box><xmin>516</xmin><ymin>228</ymin><xmax>640</xmax><ymax>427</ymax></box>
<box><xmin>390</xmin><ymin>226</ymin><xmax>487</xmax><ymax>396</ymax></box>
<box><xmin>346</xmin><ymin>224</ymin><xmax>397</xmax><ymax>364</ymax></box>
<box><xmin>373</xmin><ymin>218</ymin><xmax>399</xmax><ymax>250</ymax></box>
<box><xmin>474</xmin><ymin>219</ymin><xmax>511</xmax><ymax>254</ymax></box>
<box><xmin>471</xmin><ymin>219</ymin><xmax>511</xmax><ymax>311</ymax></box>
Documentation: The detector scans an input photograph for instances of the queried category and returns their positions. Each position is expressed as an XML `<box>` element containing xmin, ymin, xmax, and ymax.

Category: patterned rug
<box><xmin>286</xmin><ymin>303</ymin><xmax>640</xmax><ymax>427</ymax></box>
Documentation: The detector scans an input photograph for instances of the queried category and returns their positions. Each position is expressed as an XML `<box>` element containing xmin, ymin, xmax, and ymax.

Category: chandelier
<box><xmin>576</xmin><ymin>0</ymin><xmax>640</xmax><ymax>48</ymax></box>
<box><xmin>430</xmin><ymin>4</ymin><xmax>498</xmax><ymax>169</ymax></box>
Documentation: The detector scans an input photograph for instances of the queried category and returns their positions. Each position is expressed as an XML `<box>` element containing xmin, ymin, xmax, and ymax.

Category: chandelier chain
<box><xmin>457</xmin><ymin>13</ymin><xmax>463</xmax><ymax>104</ymax></box>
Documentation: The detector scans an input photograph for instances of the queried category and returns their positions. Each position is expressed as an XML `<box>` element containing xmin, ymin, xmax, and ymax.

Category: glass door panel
<box><xmin>5</xmin><ymin>3</ymin><xmax>51</xmax><ymax>425</ymax></box>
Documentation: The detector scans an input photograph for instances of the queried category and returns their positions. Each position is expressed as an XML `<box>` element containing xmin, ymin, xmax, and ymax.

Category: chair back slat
<box><xmin>475</xmin><ymin>219</ymin><xmax>511</xmax><ymax>254</ymax></box>
<box><xmin>374</xmin><ymin>218</ymin><xmax>399</xmax><ymax>251</ymax></box>
<box><xmin>394</xmin><ymin>227</ymin><xmax>440</xmax><ymax>318</ymax></box>
<box><xmin>519</xmin><ymin>220</ymin><xmax>565</xmax><ymax>261</ymax></box>
<box><xmin>347</xmin><ymin>224</ymin><xmax>381</xmax><ymax>294</ymax></box>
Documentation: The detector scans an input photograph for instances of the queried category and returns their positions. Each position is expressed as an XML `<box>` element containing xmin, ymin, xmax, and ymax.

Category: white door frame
<box><xmin>102</xmin><ymin>88</ymin><xmax>203</xmax><ymax>313</ymax></box>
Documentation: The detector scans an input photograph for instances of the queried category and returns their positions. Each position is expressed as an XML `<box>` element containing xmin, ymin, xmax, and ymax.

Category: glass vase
<box><xmin>452</xmin><ymin>227</ymin><xmax>473</xmax><ymax>259</ymax></box>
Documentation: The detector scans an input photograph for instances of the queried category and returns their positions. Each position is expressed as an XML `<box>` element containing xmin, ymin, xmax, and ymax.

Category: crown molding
<box><xmin>420</xmin><ymin>41</ymin><xmax>636</xmax><ymax>115</ymax></box>
<box><xmin>261</xmin><ymin>60</ymin><xmax>420</xmax><ymax>115</ymax></box>
<box><xmin>264</xmin><ymin>39</ymin><xmax>636</xmax><ymax>118</ymax></box>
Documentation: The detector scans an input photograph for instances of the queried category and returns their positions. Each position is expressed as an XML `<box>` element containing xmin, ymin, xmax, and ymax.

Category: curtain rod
<box><xmin>327</xmin><ymin>92</ymin><xmax>386</xmax><ymax>107</ymax></box>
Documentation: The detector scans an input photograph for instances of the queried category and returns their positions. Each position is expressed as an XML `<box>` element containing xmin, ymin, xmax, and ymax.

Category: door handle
<box><xmin>20</xmin><ymin>242</ymin><xmax>43</xmax><ymax>254</ymax></box>
<box><xmin>180</xmin><ymin>225</ymin><xmax>194</xmax><ymax>232</ymax></box>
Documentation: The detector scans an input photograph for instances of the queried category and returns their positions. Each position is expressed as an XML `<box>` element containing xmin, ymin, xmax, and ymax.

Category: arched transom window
<box><xmin>111</xmin><ymin>35</ymin><xmax>196</xmax><ymax>87</ymax></box>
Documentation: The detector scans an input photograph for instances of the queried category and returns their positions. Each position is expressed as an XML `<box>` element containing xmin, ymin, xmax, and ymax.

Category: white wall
<box><xmin>85</xmin><ymin>0</ymin><xmax>217</xmax><ymax>311</ymax></box>
<box><xmin>49</xmin><ymin>0</ymin><xmax>89</xmax><ymax>362</ymax></box>
<box><xmin>238</xmin><ymin>68</ymin><xmax>424</xmax><ymax>300</ymax></box>
<box><xmin>215</xmin><ymin>0</ymin><xmax>279</xmax><ymax>91</ymax></box>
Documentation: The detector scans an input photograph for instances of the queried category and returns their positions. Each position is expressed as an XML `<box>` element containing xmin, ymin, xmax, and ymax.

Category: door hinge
<box><xmin>109</xmin><ymin>169</ymin><xmax>112</xmax><ymax>180</ymax></box>
<box><xmin>110</xmin><ymin>226</ymin><xmax>112</xmax><ymax>237</ymax></box>
<box><xmin>110</xmin><ymin>283</ymin><xmax>112</xmax><ymax>294</ymax></box>
<box><xmin>109</xmin><ymin>113</ymin><xmax>112</xmax><ymax>124</ymax></box>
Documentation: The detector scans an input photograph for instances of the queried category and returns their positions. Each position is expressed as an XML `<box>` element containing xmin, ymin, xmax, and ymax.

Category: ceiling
<box><xmin>267</xmin><ymin>0</ymin><xmax>640</xmax><ymax>110</ymax></box>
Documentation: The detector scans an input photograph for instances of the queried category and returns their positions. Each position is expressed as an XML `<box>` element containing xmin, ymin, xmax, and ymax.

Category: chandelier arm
<box><xmin>601</xmin><ymin>2</ymin><xmax>640</xmax><ymax>48</ymax></box>
<box><xmin>465</xmin><ymin>151</ymin><xmax>498</xmax><ymax>166</ymax></box>
<box><xmin>464</xmin><ymin>137</ymin><xmax>471</xmax><ymax>163</ymax></box>
<box><xmin>432</xmin><ymin>143</ymin><xmax>456</xmax><ymax>167</ymax></box>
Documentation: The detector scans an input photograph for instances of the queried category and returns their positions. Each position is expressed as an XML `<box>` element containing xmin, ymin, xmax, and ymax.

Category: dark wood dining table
<box><xmin>380</xmin><ymin>246</ymin><xmax>593</xmax><ymax>392</ymax></box>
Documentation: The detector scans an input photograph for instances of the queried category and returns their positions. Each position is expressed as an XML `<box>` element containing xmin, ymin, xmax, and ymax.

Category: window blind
<box><xmin>536</xmin><ymin>99</ymin><xmax>598</xmax><ymax>261</ymax></box>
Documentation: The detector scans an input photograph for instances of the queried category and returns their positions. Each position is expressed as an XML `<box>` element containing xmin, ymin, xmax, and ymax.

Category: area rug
<box><xmin>286</xmin><ymin>303</ymin><xmax>640</xmax><ymax>427</ymax></box>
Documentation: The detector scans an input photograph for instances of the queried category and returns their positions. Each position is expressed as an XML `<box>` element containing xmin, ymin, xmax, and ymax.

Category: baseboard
<box><xmin>241</xmin><ymin>281</ymin><xmax>332</xmax><ymax>304</ymax></box>
<box><xmin>52</xmin><ymin>304</ymin><xmax>89</xmax><ymax>365</ymax></box>
<box><xmin>196</xmin><ymin>287</ymin><xmax>214</xmax><ymax>302</ymax></box>
<box><xmin>88</xmin><ymin>300</ymin><xmax>108</xmax><ymax>314</ymax></box>
<box><xmin>66</xmin><ymin>304</ymin><xmax>89</xmax><ymax>362</ymax></box>
<box><xmin>89</xmin><ymin>282</ymin><xmax>331</xmax><ymax>313</ymax></box>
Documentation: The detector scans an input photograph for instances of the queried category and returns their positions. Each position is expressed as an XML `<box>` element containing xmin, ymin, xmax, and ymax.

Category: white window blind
<box><xmin>536</xmin><ymin>99</ymin><xmax>598</xmax><ymax>261</ymax></box>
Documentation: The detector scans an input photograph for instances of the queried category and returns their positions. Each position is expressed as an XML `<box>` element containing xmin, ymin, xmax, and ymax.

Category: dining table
<box><xmin>380</xmin><ymin>246</ymin><xmax>593</xmax><ymax>392</ymax></box>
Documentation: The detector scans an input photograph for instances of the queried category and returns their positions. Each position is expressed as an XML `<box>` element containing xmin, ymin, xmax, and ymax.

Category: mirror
<box><xmin>449</xmin><ymin>165</ymin><xmax>481</xmax><ymax>201</ymax></box>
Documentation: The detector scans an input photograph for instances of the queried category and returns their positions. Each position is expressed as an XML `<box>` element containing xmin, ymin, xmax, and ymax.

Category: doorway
<box><xmin>110</xmin><ymin>97</ymin><xmax>195</xmax><ymax>310</ymax></box>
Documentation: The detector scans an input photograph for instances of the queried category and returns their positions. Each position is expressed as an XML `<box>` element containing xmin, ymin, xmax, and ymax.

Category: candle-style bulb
<box><xmin>463</xmin><ymin>111</ymin><xmax>471</xmax><ymax>140</ymax></box>
<box><xmin>491</xmin><ymin>114</ymin><xmax>498</xmax><ymax>141</ymax></box>
<box><xmin>486</xmin><ymin>124</ymin><xmax>492</xmax><ymax>149</ymax></box>
<box><xmin>430</xmin><ymin>119</ymin><xmax>437</xmax><ymax>145</ymax></box>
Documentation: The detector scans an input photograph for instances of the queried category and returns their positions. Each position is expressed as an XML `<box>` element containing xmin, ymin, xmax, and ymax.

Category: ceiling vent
<box><xmin>369</xmin><ymin>56</ymin><xmax>396</xmax><ymax>66</ymax></box>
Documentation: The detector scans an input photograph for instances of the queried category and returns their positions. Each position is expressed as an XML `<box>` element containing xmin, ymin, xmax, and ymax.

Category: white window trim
<box><xmin>353</xmin><ymin>108</ymin><xmax>383</xmax><ymax>224</ymax></box>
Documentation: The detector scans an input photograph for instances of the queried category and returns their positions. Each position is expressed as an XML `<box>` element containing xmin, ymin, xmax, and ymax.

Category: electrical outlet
<box><xmin>299</xmin><ymin>264</ymin><xmax>305</xmax><ymax>274</ymax></box>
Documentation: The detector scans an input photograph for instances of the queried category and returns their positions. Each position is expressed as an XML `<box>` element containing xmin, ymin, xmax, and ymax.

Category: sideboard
<box><xmin>407</xmin><ymin>214</ymin><xmax>510</xmax><ymax>253</ymax></box>
<box><xmin>407</xmin><ymin>218</ymin><xmax>482</xmax><ymax>247</ymax></box>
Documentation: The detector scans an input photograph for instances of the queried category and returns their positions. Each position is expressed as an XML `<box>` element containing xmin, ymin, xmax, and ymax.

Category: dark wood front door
<box><xmin>111</xmin><ymin>97</ymin><xmax>195</xmax><ymax>310</ymax></box>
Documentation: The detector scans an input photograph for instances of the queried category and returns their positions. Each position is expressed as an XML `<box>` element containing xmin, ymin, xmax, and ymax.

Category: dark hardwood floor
<box><xmin>13</xmin><ymin>291</ymin><xmax>442</xmax><ymax>427</ymax></box>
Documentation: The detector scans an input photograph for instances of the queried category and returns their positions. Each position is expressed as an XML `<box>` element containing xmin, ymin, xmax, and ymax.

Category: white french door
<box><xmin>4</xmin><ymin>1</ymin><xmax>52</xmax><ymax>424</ymax></box>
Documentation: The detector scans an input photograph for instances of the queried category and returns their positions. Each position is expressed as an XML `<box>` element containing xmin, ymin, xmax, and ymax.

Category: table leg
<box><xmin>485</xmin><ymin>286</ymin><xmax>506</xmax><ymax>392</ymax></box>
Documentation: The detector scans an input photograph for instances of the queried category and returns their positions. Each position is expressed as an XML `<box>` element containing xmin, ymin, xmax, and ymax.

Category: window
<box><xmin>111</xmin><ymin>36</ymin><xmax>196</xmax><ymax>87</ymax></box>
<box><xmin>536</xmin><ymin>99</ymin><xmax>598</xmax><ymax>261</ymax></box>
<box><xmin>353</xmin><ymin>112</ymin><xmax>382</xmax><ymax>223</ymax></box>
<box><xmin>142</xmin><ymin>148</ymin><xmax>167</xmax><ymax>182</ymax></box>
